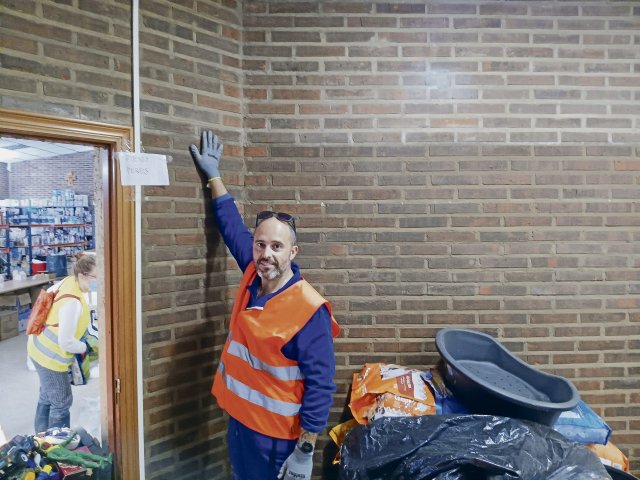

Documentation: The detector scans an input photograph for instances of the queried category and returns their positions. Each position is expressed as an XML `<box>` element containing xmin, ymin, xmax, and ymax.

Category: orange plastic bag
<box><xmin>26</xmin><ymin>289</ymin><xmax>55</xmax><ymax>335</ymax></box>
<box><xmin>586</xmin><ymin>441</ymin><xmax>630</xmax><ymax>472</ymax></box>
<box><xmin>367</xmin><ymin>392</ymin><xmax>435</xmax><ymax>422</ymax></box>
<box><xmin>349</xmin><ymin>363</ymin><xmax>436</xmax><ymax>424</ymax></box>
<box><xmin>26</xmin><ymin>286</ymin><xmax>79</xmax><ymax>335</ymax></box>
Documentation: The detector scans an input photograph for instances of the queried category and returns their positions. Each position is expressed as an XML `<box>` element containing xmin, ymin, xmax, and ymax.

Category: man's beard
<box><xmin>255</xmin><ymin>258</ymin><xmax>284</xmax><ymax>281</ymax></box>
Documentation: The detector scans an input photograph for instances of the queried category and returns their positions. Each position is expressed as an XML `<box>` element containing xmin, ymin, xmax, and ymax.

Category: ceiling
<box><xmin>0</xmin><ymin>136</ymin><xmax>94</xmax><ymax>163</ymax></box>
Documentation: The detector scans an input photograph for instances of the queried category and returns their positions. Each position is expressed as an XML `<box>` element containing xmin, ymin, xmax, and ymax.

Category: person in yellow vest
<box><xmin>27</xmin><ymin>253</ymin><xmax>96</xmax><ymax>433</ymax></box>
<box><xmin>191</xmin><ymin>131</ymin><xmax>341</xmax><ymax>480</ymax></box>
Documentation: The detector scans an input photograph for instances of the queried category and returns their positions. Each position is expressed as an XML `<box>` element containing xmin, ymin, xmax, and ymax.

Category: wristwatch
<box><xmin>298</xmin><ymin>441</ymin><xmax>314</xmax><ymax>454</ymax></box>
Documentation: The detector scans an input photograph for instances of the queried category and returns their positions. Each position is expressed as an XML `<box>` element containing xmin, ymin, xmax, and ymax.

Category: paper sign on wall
<box><xmin>118</xmin><ymin>152</ymin><xmax>169</xmax><ymax>186</ymax></box>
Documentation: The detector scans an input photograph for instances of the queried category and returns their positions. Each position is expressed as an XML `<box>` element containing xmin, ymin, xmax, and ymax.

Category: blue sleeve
<box><xmin>282</xmin><ymin>305</ymin><xmax>336</xmax><ymax>433</ymax></box>
<box><xmin>211</xmin><ymin>193</ymin><xmax>253</xmax><ymax>271</ymax></box>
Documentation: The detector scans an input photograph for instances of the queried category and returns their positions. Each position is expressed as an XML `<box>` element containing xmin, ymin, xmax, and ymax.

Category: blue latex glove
<box><xmin>277</xmin><ymin>444</ymin><xmax>313</xmax><ymax>480</ymax></box>
<box><xmin>189</xmin><ymin>130</ymin><xmax>223</xmax><ymax>182</ymax></box>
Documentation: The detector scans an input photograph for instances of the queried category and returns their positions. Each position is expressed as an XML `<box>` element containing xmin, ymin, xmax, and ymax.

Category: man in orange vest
<box><xmin>191</xmin><ymin>130</ymin><xmax>340</xmax><ymax>480</ymax></box>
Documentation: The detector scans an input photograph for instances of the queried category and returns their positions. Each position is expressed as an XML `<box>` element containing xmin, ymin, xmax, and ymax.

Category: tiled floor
<box><xmin>0</xmin><ymin>332</ymin><xmax>101</xmax><ymax>441</ymax></box>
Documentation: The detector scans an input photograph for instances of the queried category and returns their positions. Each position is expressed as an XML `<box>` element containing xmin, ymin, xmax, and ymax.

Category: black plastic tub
<box><xmin>606</xmin><ymin>466</ymin><xmax>639</xmax><ymax>480</ymax></box>
<box><xmin>435</xmin><ymin>328</ymin><xmax>579</xmax><ymax>426</ymax></box>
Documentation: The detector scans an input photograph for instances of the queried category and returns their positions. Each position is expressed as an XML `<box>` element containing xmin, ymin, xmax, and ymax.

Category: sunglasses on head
<box><xmin>255</xmin><ymin>210</ymin><xmax>296</xmax><ymax>233</ymax></box>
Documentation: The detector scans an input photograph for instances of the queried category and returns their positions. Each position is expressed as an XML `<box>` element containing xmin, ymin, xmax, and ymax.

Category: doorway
<box><xmin>0</xmin><ymin>137</ymin><xmax>103</xmax><ymax>443</ymax></box>
<box><xmin>0</xmin><ymin>108</ymin><xmax>138</xmax><ymax>479</ymax></box>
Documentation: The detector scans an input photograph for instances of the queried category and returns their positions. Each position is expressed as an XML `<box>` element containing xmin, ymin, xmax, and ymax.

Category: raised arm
<box><xmin>190</xmin><ymin>130</ymin><xmax>253</xmax><ymax>270</ymax></box>
<box><xmin>189</xmin><ymin>129</ymin><xmax>227</xmax><ymax>199</ymax></box>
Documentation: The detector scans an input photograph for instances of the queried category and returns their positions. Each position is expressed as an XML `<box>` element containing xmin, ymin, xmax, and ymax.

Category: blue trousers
<box><xmin>34</xmin><ymin>362</ymin><xmax>72</xmax><ymax>433</ymax></box>
<box><xmin>228</xmin><ymin>417</ymin><xmax>297</xmax><ymax>480</ymax></box>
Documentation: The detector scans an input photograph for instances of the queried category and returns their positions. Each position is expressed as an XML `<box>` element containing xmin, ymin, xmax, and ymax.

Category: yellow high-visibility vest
<box><xmin>28</xmin><ymin>276</ymin><xmax>90</xmax><ymax>372</ymax></box>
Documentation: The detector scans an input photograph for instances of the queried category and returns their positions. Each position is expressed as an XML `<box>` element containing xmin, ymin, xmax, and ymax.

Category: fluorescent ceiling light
<box><xmin>0</xmin><ymin>137</ymin><xmax>94</xmax><ymax>163</ymax></box>
<box><xmin>0</xmin><ymin>149</ymin><xmax>21</xmax><ymax>161</ymax></box>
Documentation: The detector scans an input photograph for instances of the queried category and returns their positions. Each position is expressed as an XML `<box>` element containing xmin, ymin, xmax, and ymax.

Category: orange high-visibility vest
<box><xmin>212</xmin><ymin>263</ymin><xmax>340</xmax><ymax>439</ymax></box>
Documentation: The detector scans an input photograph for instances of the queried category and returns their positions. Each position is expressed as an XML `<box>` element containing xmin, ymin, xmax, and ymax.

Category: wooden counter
<box><xmin>0</xmin><ymin>276</ymin><xmax>52</xmax><ymax>296</ymax></box>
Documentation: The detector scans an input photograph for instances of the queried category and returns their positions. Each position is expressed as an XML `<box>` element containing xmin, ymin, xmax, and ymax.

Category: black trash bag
<box><xmin>339</xmin><ymin>414</ymin><xmax>611</xmax><ymax>480</ymax></box>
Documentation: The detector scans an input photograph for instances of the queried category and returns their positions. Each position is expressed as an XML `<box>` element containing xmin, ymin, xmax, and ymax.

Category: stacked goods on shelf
<box><xmin>0</xmin><ymin>190</ymin><xmax>93</xmax><ymax>277</ymax></box>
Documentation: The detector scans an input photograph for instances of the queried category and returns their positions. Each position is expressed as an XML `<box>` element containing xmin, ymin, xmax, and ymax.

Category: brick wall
<box><xmin>0</xmin><ymin>1</ymin><xmax>240</xmax><ymax>477</ymax></box>
<box><xmin>243</xmin><ymin>1</ymin><xmax>640</xmax><ymax>476</ymax></box>
<box><xmin>2</xmin><ymin>0</ymin><xmax>639</xmax><ymax>478</ymax></box>
<box><xmin>7</xmin><ymin>151</ymin><xmax>95</xmax><ymax>200</ymax></box>
<box><xmin>0</xmin><ymin>164</ymin><xmax>9</xmax><ymax>199</ymax></box>
<box><xmin>138</xmin><ymin>1</ymin><xmax>243</xmax><ymax>478</ymax></box>
<box><xmin>0</xmin><ymin>0</ymin><xmax>133</xmax><ymax>124</ymax></box>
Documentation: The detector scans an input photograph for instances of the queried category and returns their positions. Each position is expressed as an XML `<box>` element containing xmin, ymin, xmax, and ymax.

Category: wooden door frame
<box><xmin>0</xmin><ymin>108</ymin><xmax>138</xmax><ymax>479</ymax></box>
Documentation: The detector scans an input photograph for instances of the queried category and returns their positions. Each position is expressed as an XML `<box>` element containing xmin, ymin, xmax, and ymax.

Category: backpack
<box><xmin>26</xmin><ymin>281</ymin><xmax>80</xmax><ymax>335</ymax></box>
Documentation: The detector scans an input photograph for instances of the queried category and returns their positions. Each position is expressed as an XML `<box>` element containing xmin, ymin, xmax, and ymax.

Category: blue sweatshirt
<box><xmin>212</xmin><ymin>193</ymin><xmax>336</xmax><ymax>434</ymax></box>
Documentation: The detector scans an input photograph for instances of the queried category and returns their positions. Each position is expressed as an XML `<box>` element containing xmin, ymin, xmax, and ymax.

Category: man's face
<box><xmin>253</xmin><ymin>217</ymin><xmax>298</xmax><ymax>281</ymax></box>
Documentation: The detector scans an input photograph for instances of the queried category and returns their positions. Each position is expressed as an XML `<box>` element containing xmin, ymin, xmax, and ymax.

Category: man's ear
<box><xmin>290</xmin><ymin>245</ymin><xmax>299</xmax><ymax>261</ymax></box>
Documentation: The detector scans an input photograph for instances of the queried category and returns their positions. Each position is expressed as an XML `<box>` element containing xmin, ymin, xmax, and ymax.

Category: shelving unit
<box><xmin>0</xmin><ymin>198</ymin><xmax>93</xmax><ymax>277</ymax></box>
<box><xmin>0</xmin><ymin>225</ymin><xmax>9</xmax><ymax>277</ymax></box>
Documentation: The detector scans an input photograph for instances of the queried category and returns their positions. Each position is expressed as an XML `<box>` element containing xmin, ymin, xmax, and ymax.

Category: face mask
<box><xmin>88</xmin><ymin>279</ymin><xmax>97</xmax><ymax>292</ymax></box>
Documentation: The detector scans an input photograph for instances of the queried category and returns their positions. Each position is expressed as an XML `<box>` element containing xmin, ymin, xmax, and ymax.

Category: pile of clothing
<box><xmin>0</xmin><ymin>427</ymin><xmax>111</xmax><ymax>480</ymax></box>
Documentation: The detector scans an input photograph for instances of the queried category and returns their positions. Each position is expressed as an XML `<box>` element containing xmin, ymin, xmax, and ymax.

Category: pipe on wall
<box><xmin>132</xmin><ymin>0</ymin><xmax>146</xmax><ymax>478</ymax></box>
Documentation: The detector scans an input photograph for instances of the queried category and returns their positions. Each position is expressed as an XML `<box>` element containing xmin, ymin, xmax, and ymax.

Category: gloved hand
<box><xmin>77</xmin><ymin>339</ymin><xmax>90</xmax><ymax>361</ymax></box>
<box><xmin>82</xmin><ymin>337</ymin><xmax>92</xmax><ymax>356</ymax></box>
<box><xmin>189</xmin><ymin>130</ymin><xmax>223</xmax><ymax>182</ymax></box>
<box><xmin>277</xmin><ymin>444</ymin><xmax>313</xmax><ymax>480</ymax></box>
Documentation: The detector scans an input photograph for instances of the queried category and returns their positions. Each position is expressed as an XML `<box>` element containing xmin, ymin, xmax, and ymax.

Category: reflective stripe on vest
<box><xmin>30</xmin><ymin>329</ymin><xmax>71</xmax><ymax>365</ymax></box>
<box><xmin>218</xmin><ymin>360</ymin><xmax>301</xmax><ymax>417</ymax></box>
<box><xmin>27</xmin><ymin>276</ymin><xmax>90</xmax><ymax>372</ymax></box>
<box><xmin>227</xmin><ymin>340</ymin><xmax>304</xmax><ymax>382</ymax></box>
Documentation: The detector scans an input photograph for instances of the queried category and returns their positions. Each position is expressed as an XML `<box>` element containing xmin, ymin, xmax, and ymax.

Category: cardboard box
<box><xmin>17</xmin><ymin>292</ymin><xmax>31</xmax><ymax>308</ymax></box>
<box><xmin>0</xmin><ymin>293</ymin><xmax>31</xmax><ymax>333</ymax></box>
<box><xmin>0</xmin><ymin>293</ymin><xmax>30</xmax><ymax>309</ymax></box>
<box><xmin>0</xmin><ymin>293</ymin><xmax>18</xmax><ymax>310</ymax></box>
<box><xmin>16</xmin><ymin>293</ymin><xmax>31</xmax><ymax>332</ymax></box>
<box><xmin>0</xmin><ymin>310</ymin><xmax>18</xmax><ymax>340</ymax></box>
<box><xmin>18</xmin><ymin>316</ymin><xmax>27</xmax><ymax>332</ymax></box>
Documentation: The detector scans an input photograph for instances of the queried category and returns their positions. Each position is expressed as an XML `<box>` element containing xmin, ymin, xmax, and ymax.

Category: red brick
<box><xmin>4</xmin><ymin>0</ymin><xmax>640</xmax><ymax>475</ymax></box>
